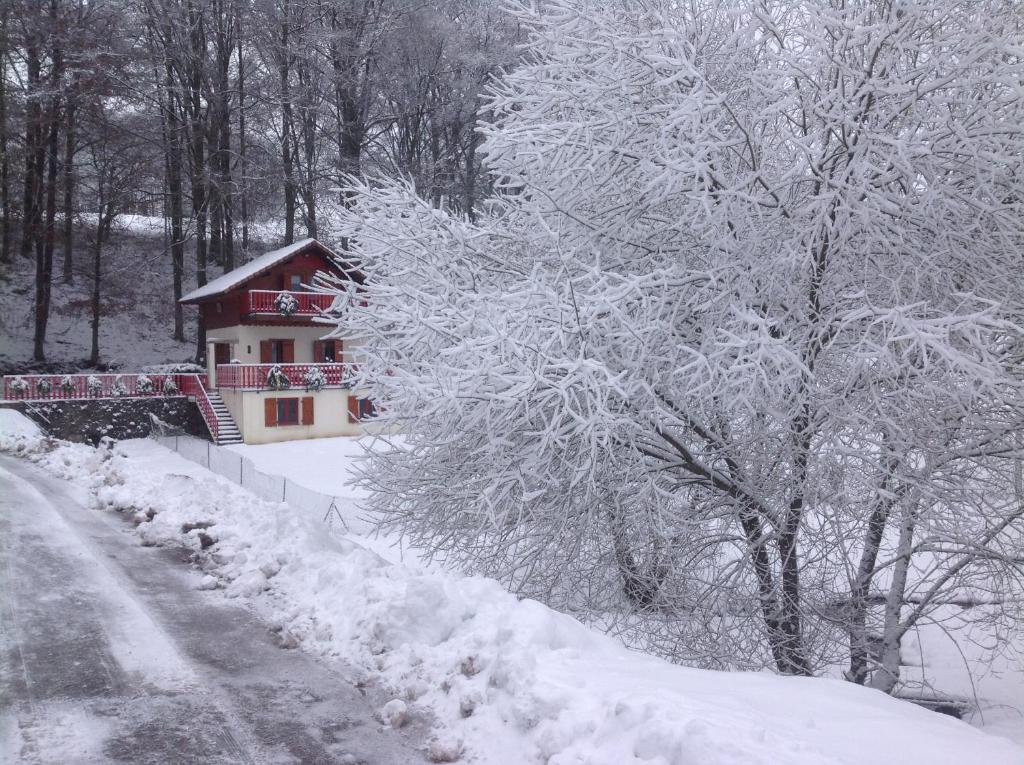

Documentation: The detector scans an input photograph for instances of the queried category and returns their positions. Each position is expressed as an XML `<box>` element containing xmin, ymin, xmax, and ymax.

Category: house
<box><xmin>178</xmin><ymin>237</ymin><xmax>371</xmax><ymax>446</ymax></box>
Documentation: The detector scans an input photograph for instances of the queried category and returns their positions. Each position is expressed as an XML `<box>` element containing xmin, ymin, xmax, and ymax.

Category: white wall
<box><xmin>207</xmin><ymin>324</ymin><xmax>358</xmax><ymax>364</ymax></box>
<box><xmin>234</xmin><ymin>387</ymin><xmax>362</xmax><ymax>444</ymax></box>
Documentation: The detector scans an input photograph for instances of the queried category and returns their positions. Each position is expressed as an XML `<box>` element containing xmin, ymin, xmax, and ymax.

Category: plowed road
<box><xmin>0</xmin><ymin>455</ymin><xmax>425</xmax><ymax>765</ymax></box>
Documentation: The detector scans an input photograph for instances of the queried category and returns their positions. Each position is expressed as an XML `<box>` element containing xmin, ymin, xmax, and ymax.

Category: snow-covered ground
<box><xmin>0</xmin><ymin>219</ymin><xmax>282</xmax><ymax>373</ymax></box>
<box><xmin>2</xmin><ymin>414</ymin><xmax>1022</xmax><ymax>764</ymax></box>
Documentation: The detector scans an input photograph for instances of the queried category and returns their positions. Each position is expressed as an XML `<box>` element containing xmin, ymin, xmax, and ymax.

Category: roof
<box><xmin>179</xmin><ymin>238</ymin><xmax>360</xmax><ymax>303</ymax></box>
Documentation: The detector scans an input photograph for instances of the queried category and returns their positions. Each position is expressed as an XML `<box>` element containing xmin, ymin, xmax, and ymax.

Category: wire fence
<box><xmin>152</xmin><ymin>435</ymin><xmax>351</xmax><ymax>531</ymax></box>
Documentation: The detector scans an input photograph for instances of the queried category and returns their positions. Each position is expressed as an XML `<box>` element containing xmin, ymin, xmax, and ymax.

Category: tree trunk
<box><xmin>280</xmin><ymin>0</ymin><xmax>296</xmax><ymax>244</ymax></box>
<box><xmin>300</xmin><ymin>113</ymin><xmax>316</xmax><ymax>239</ymax></box>
<box><xmin>61</xmin><ymin>73</ymin><xmax>78</xmax><ymax>282</ymax></box>
<box><xmin>34</xmin><ymin>2</ymin><xmax>62</xmax><ymax>362</ymax></box>
<box><xmin>735</xmin><ymin>502</ymin><xmax>803</xmax><ymax>675</ymax></box>
<box><xmin>775</xmin><ymin>522</ymin><xmax>810</xmax><ymax>675</ymax></box>
<box><xmin>0</xmin><ymin>6</ymin><xmax>11</xmax><ymax>265</ymax></box>
<box><xmin>869</xmin><ymin>505</ymin><xmax>916</xmax><ymax>693</ymax></box>
<box><xmin>22</xmin><ymin>36</ymin><xmax>43</xmax><ymax>263</ymax></box>
<box><xmin>215</xmin><ymin>0</ymin><xmax>234</xmax><ymax>270</ymax></box>
<box><xmin>187</xmin><ymin>0</ymin><xmax>208</xmax><ymax>363</ymax></box>
<box><xmin>463</xmin><ymin>117</ymin><xmax>479</xmax><ymax>222</ymax></box>
<box><xmin>610</xmin><ymin>507</ymin><xmax>666</xmax><ymax>608</ymax></box>
<box><xmin>236</xmin><ymin>22</ymin><xmax>249</xmax><ymax>258</ymax></box>
<box><xmin>163</xmin><ymin>60</ymin><xmax>187</xmax><ymax>343</ymax></box>
<box><xmin>89</xmin><ymin>210</ymin><xmax>104</xmax><ymax>365</ymax></box>
<box><xmin>847</xmin><ymin>448</ymin><xmax>902</xmax><ymax>684</ymax></box>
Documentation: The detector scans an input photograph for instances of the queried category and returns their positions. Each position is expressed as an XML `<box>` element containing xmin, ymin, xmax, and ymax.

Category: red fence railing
<box><xmin>247</xmin><ymin>290</ymin><xmax>335</xmax><ymax>316</ymax></box>
<box><xmin>1</xmin><ymin>372</ymin><xmax>198</xmax><ymax>401</ymax></box>
<box><xmin>2</xmin><ymin>371</ymin><xmax>222</xmax><ymax>442</ymax></box>
<box><xmin>215</xmin><ymin>363</ymin><xmax>351</xmax><ymax>390</ymax></box>
<box><xmin>177</xmin><ymin>374</ymin><xmax>219</xmax><ymax>442</ymax></box>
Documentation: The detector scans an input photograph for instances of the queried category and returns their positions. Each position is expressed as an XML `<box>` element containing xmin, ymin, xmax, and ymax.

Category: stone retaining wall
<box><xmin>0</xmin><ymin>397</ymin><xmax>210</xmax><ymax>444</ymax></box>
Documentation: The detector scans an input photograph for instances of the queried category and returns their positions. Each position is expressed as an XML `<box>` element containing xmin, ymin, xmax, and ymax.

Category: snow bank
<box><xmin>0</xmin><ymin>409</ymin><xmax>46</xmax><ymax>454</ymax></box>
<box><xmin>2</xmin><ymin>426</ymin><xmax>1021</xmax><ymax>764</ymax></box>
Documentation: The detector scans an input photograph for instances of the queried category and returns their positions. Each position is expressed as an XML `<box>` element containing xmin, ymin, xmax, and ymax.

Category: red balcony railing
<box><xmin>246</xmin><ymin>290</ymin><xmax>335</xmax><ymax>317</ymax></box>
<box><xmin>1</xmin><ymin>372</ymin><xmax>200</xmax><ymax>401</ymax></box>
<box><xmin>215</xmin><ymin>363</ymin><xmax>351</xmax><ymax>390</ymax></box>
<box><xmin>177</xmin><ymin>373</ymin><xmax>219</xmax><ymax>441</ymax></box>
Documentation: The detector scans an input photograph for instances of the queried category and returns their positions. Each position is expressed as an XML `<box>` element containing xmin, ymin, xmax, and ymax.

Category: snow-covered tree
<box><xmin>324</xmin><ymin>0</ymin><xmax>1024</xmax><ymax>680</ymax></box>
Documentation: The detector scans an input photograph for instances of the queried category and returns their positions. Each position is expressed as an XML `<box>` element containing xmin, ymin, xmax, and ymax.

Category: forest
<box><xmin>0</xmin><ymin>0</ymin><xmax>519</xmax><ymax>363</ymax></box>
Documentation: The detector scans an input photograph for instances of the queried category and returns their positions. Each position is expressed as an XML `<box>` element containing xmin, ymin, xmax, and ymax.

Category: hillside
<box><xmin>0</xmin><ymin>217</ymin><xmax>276</xmax><ymax>375</ymax></box>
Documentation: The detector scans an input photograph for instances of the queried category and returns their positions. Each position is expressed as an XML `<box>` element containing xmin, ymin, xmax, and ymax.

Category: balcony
<box><xmin>246</xmin><ymin>290</ymin><xmax>335</xmax><ymax>318</ymax></box>
<box><xmin>215</xmin><ymin>363</ymin><xmax>352</xmax><ymax>390</ymax></box>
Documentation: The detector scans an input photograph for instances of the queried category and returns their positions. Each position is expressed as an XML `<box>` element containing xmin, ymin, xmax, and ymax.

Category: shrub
<box><xmin>266</xmin><ymin>364</ymin><xmax>291</xmax><ymax>391</ymax></box>
<box><xmin>8</xmin><ymin>377</ymin><xmax>30</xmax><ymax>397</ymax></box>
<box><xmin>274</xmin><ymin>291</ymin><xmax>300</xmax><ymax>317</ymax></box>
<box><xmin>303</xmin><ymin>366</ymin><xmax>327</xmax><ymax>391</ymax></box>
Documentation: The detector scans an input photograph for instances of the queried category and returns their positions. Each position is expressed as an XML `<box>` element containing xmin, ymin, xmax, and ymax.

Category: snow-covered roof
<box><xmin>180</xmin><ymin>238</ymin><xmax>346</xmax><ymax>303</ymax></box>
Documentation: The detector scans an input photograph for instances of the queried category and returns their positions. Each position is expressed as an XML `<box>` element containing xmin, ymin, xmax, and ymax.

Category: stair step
<box><xmin>196</xmin><ymin>381</ymin><xmax>241</xmax><ymax>445</ymax></box>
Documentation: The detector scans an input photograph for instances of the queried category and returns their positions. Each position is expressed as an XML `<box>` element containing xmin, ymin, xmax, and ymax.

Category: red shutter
<box><xmin>264</xmin><ymin>398</ymin><xmax>277</xmax><ymax>427</ymax></box>
<box><xmin>313</xmin><ymin>341</ymin><xmax>324</xmax><ymax>362</ymax></box>
<box><xmin>260</xmin><ymin>340</ymin><xmax>272</xmax><ymax>363</ymax></box>
<box><xmin>335</xmin><ymin>339</ymin><xmax>344</xmax><ymax>361</ymax></box>
<box><xmin>347</xmin><ymin>394</ymin><xmax>360</xmax><ymax>423</ymax></box>
<box><xmin>283</xmin><ymin>340</ymin><xmax>295</xmax><ymax>363</ymax></box>
<box><xmin>301</xmin><ymin>396</ymin><xmax>314</xmax><ymax>425</ymax></box>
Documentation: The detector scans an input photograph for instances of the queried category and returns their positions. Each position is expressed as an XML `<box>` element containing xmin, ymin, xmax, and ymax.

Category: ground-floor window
<box><xmin>265</xmin><ymin>396</ymin><xmax>314</xmax><ymax>427</ymax></box>
<box><xmin>348</xmin><ymin>395</ymin><xmax>377</xmax><ymax>423</ymax></box>
<box><xmin>277</xmin><ymin>398</ymin><xmax>299</xmax><ymax>425</ymax></box>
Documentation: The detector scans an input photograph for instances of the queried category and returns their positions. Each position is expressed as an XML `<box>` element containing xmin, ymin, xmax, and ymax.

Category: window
<box><xmin>314</xmin><ymin>339</ymin><xmax>342</xmax><ymax>362</ymax></box>
<box><xmin>289</xmin><ymin>273</ymin><xmax>303</xmax><ymax>291</ymax></box>
<box><xmin>260</xmin><ymin>339</ymin><xmax>294</xmax><ymax>363</ymax></box>
<box><xmin>265</xmin><ymin>396</ymin><xmax>313</xmax><ymax>428</ymax></box>
<box><xmin>348</xmin><ymin>395</ymin><xmax>377</xmax><ymax>423</ymax></box>
<box><xmin>277</xmin><ymin>398</ymin><xmax>299</xmax><ymax>425</ymax></box>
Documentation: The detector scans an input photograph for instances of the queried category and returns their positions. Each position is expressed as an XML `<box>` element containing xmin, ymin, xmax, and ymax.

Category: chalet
<box><xmin>0</xmin><ymin>238</ymin><xmax>371</xmax><ymax>447</ymax></box>
<box><xmin>177</xmin><ymin>238</ymin><xmax>370</xmax><ymax>445</ymax></box>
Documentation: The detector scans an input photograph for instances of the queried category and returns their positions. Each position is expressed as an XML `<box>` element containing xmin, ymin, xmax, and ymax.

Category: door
<box><xmin>214</xmin><ymin>343</ymin><xmax>231</xmax><ymax>366</ymax></box>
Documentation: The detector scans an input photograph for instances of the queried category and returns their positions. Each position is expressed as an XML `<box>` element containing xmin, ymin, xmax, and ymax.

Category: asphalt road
<box><xmin>0</xmin><ymin>454</ymin><xmax>427</xmax><ymax>765</ymax></box>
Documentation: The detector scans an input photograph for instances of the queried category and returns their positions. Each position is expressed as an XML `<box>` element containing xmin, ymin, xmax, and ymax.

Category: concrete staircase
<box><xmin>206</xmin><ymin>390</ymin><xmax>243</xmax><ymax>445</ymax></box>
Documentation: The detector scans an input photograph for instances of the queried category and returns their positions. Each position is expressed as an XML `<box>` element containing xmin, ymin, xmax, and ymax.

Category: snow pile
<box><xmin>1</xmin><ymin>419</ymin><xmax>1021</xmax><ymax>764</ymax></box>
<box><xmin>0</xmin><ymin>409</ymin><xmax>45</xmax><ymax>454</ymax></box>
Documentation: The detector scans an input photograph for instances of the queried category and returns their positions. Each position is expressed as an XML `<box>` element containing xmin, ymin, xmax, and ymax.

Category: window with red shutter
<box><xmin>276</xmin><ymin>398</ymin><xmax>299</xmax><ymax>425</ymax></box>
<box><xmin>358</xmin><ymin>398</ymin><xmax>377</xmax><ymax>420</ymax></box>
